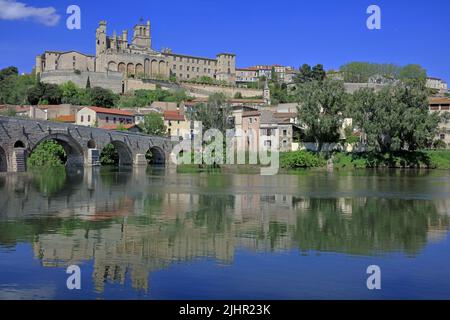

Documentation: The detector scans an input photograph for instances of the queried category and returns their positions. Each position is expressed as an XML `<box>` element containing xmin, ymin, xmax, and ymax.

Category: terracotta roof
<box><xmin>99</xmin><ymin>124</ymin><xmax>138</xmax><ymax>130</ymax></box>
<box><xmin>54</xmin><ymin>114</ymin><xmax>75</xmax><ymax>122</ymax></box>
<box><xmin>164</xmin><ymin>110</ymin><xmax>185</xmax><ymax>121</ymax></box>
<box><xmin>429</xmin><ymin>97</ymin><xmax>450</xmax><ymax>105</ymax></box>
<box><xmin>243</xmin><ymin>111</ymin><xmax>261</xmax><ymax>117</ymax></box>
<box><xmin>86</xmin><ymin>106</ymin><xmax>134</xmax><ymax>116</ymax></box>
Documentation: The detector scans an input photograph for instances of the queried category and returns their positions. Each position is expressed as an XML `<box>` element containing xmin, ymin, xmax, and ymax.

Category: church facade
<box><xmin>35</xmin><ymin>20</ymin><xmax>237</xmax><ymax>91</ymax></box>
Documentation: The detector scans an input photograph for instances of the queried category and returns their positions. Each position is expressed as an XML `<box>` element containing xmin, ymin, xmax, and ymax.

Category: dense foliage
<box><xmin>295</xmin><ymin>79</ymin><xmax>348</xmax><ymax>150</ymax></box>
<box><xmin>349</xmin><ymin>81</ymin><xmax>440</xmax><ymax>152</ymax></box>
<box><xmin>0</xmin><ymin>66</ymin><xmax>36</xmax><ymax>105</ymax></box>
<box><xmin>141</xmin><ymin>112</ymin><xmax>166</xmax><ymax>136</ymax></box>
<box><xmin>280</xmin><ymin>151</ymin><xmax>326</xmax><ymax>168</ymax></box>
<box><xmin>27</xmin><ymin>140</ymin><xmax>67</xmax><ymax>167</ymax></box>
<box><xmin>192</xmin><ymin>93</ymin><xmax>231</xmax><ymax>132</ymax></box>
<box><xmin>340</xmin><ymin>62</ymin><xmax>427</xmax><ymax>83</ymax></box>
<box><xmin>100</xmin><ymin>143</ymin><xmax>119</xmax><ymax>165</ymax></box>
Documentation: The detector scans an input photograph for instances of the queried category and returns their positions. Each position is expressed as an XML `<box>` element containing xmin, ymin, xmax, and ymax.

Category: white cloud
<box><xmin>0</xmin><ymin>0</ymin><xmax>60</xmax><ymax>26</ymax></box>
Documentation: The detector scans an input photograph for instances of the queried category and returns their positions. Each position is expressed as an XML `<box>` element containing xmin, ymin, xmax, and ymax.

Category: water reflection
<box><xmin>0</xmin><ymin>168</ymin><xmax>450</xmax><ymax>295</ymax></box>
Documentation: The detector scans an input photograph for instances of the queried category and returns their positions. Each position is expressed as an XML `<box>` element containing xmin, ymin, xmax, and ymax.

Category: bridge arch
<box><xmin>147</xmin><ymin>146</ymin><xmax>166</xmax><ymax>165</ymax></box>
<box><xmin>105</xmin><ymin>140</ymin><xmax>133</xmax><ymax>166</ymax></box>
<box><xmin>0</xmin><ymin>146</ymin><xmax>7</xmax><ymax>172</ymax></box>
<box><xmin>31</xmin><ymin>133</ymin><xmax>85</xmax><ymax>167</ymax></box>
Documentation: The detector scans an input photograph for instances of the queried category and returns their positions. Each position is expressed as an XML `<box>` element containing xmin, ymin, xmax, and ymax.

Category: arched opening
<box><xmin>158</xmin><ymin>61</ymin><xmax>166</xmax><ymax>77</ymax></box>
<box><xmin>29</xmin><ymin>135</ymin><xmax>84</xmax><ymax>168</ymax></box>
<box><xmin>14</xmin><ymin>140</ymin><xmax>25</xmax><ymax>148</ymax></box>
<box><xmin>127</xmin><ymin>63</ymin><xmax>135</xmax><ymax>76</ymax></box>
<box><xmin>0</xmin><ymin>146</ymin><xmax>7</xmax><ymax>172</ymax></box>
<box><xmin>118</xmin><ymin>62</ymin><xmax>126</xmax><ymax>74</ymax></box>
<box><xmin>150</xmin><ymin>60</ymin><xmax>158</xmax><ymax>76</ymax></box>
<box><xmin>144</xmin><ymin>59</ymin><xmax>150</xmax><ymax>76</ymax></box>
<box><xmin>136</xmin><ymin>63</ymin><xmax>144</xmax><ymax>76</ymax></box>
<box><xmin>108</xmin><ymin>61</ymin><xmax>117</xmax><ymax>72</ymax></box>
<box><xmin>146</xmin><ymin>146</ymin><xmax>165</xmax><ymax>165</ymax></box>
<box><xmin>100</xmin><ymin>141</ymin><xmax>133</xmax><ymax>166</ymax></box>
<box><xmin>87</xmin><ymin>139</ymin><xmax>96</xmax><ymax>149</ymax></box>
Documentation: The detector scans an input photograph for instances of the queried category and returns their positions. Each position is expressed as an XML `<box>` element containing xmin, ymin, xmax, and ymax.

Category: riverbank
<box><xmin>177</xmin><ymin>150</ymin><xmax>450</xmax><ymax>173</ymax></box>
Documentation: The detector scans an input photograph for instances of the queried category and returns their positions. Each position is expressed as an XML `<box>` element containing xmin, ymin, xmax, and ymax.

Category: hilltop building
<box><xmin>35</xmin><ymin>19</ymin><xmax>237</xmax><ymax>93</ymax></box>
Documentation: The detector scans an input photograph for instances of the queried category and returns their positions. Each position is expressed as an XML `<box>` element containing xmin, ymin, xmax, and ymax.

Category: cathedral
<box><xmin>35</xmin><ymin>19</ymin><xmax>237</xmax><ymax>92</ymax></box>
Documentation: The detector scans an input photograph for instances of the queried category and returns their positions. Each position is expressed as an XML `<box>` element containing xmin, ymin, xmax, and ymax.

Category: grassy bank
<box><xmin>176</xmin><ymin>150</ymin><xmax>450</xmax><ymax>173</ymax></box>
<box><xmin>332</xmin><ymin>150</ymin><xmax>450</xmax><ymax>169</ymax></box>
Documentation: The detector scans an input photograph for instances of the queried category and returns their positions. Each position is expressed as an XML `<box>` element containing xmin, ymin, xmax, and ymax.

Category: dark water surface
<box><xmin>1</xmin><ymin>167</ymin><xmax>450</xmax><ymax>299</ymax></box>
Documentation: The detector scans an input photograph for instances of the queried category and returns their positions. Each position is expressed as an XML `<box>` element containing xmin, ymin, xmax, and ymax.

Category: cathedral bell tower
<box><xmin>96</xmin><ymin>20</ymin><xmax>107</xmax><ymax>56</ymax></box>
<box><xmin>132</xmin><ymin>20</ymin><xmax>151</xmax><ymax>49</ymax></box>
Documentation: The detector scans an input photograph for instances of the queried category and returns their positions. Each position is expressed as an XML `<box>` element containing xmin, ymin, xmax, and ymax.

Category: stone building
<box><xmin>35</xmin><ymin>19</ymin><xmax>237</xmax><ymax>92</ymax></box>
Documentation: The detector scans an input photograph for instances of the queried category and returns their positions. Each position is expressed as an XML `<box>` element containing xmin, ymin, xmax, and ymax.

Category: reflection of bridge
<box><xmin>0</xmin><ymin>116</ymin><xmax>174</xmax><ymax>172</ymax></box>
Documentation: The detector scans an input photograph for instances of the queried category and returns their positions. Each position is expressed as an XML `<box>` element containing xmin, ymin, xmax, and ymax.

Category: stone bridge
<box><xmin>0</xmin><ymin>116</ymin><xmax>175</xmax><ymax>172</ymax></box>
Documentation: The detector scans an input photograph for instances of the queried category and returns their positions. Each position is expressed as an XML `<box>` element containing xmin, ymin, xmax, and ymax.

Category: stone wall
<box><xmin>181</xmin><ymin>82</ymin><xmax>262</xmax><ymax>98</ymax></box>
<box><xmin>40</xmin><ymin>70</ymin><xmax>123</xmax><ymax>93</ymax></box>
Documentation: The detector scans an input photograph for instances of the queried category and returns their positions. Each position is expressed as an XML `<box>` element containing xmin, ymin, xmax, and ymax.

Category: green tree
<box><xmin>0</xmin><ymin>66</ymin><xmax>36</xmax><ymax>105</ymax></box>
<box><xmin>296</xmin><ymin>80</ymin><xmax>347</xmax><ymax>151</ymax></box>
<box><xmin>350</xmin><ymin>82</ymin><xmax>439</xmax><ymax>152</ymax></box>
<box><xmin>89</xmin><ymin>87</ymin><xmax>117</xmax><ymax>107</ymax></box>
<box><xmin>193</xmin><ymin>93</ymin><xmax>231</xmax><ymax>132</ymax></box>
<box><xmin>141</xmin><ymin>112</ymin><xmax>166</xmax><ymax>136</ymax></box>
<box><xmin>312</xmin><ymin>64</ymin><xmax>326</xmax><ymax>81</ymax></box>
<box><xmin>28</xmin><ymin>140</ymin><xmax>67</xmax><ymax>167</ymax></box>
<box><xmin>398</xmin><ymin>64</ymin><xmax>427</xmax><ymax>81</ymax></box>
<box><xmin>100</xmin><ymin>143</ymin><xmax>119</xmax><ymax>165</ymax></box>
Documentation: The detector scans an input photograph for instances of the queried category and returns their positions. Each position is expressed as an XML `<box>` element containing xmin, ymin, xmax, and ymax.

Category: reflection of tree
<box><xmin>31</xmin><ymin>167</ymin><xmax>67</xmax><ymax>196</ymax></box>
<box><xmin>293</xmin><ymin>198</ymin><xmax>449</xmax><ymax>256</ymax></box>
<box><xmin>189</xmin><ymin>194</ymin><xmax>234</xmax><ymax>234</ymax></box>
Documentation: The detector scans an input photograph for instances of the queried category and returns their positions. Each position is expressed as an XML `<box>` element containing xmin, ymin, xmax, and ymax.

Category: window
<box><xmin>197</xmin><ymin>67</ymin><xmax>200</xmax><ymax>72</ymax></box>
<box><xmin>283</xmin><ymin>140</ymin><xmax>287</xmax><ymax>147</ymax></box>
<box><xmin>440</xmin><ymin>134</ymin><xmax>446</xmax><ymax>140</ymax></box>
<box><xmin>106</xmin><ymin>116</ymin><xmax>109</xmax><ymax>123</ymax></box>
<box><xmin>249</xmin><ymin>118</ymin><xmax>253</xmax><ymax>124</ymax></box>
<box><xmin>88</xmin><ymin>115</ymin><xmax>91</xmax><ymax>122</ymax></box>
<box><xmin>187</xmin><ymin>66</ymin><xmax>190</xmax><ymax>71</ymax></box>
<box><xmin>187</xmin><ymin>74</ymin><xmax>190</xmax><ymax>79</ymax></box>
<box><xmin>173</xmin><ymin>65</ymin><xmax>176</xmax><ymax>69</ymax></box>
<box><xmin>113</xmin><ymin>117</ymin><xmax>116</xmax><ymax>123</ymax></box>
<box><xmin>80</xmin><ymin>115</ymin><xmax>84</xmax><ymax>122</ymax></box>
<box><xmin>180</xmin><ymin>66</ymin><xmax>183</xmax><ymax>70</ymax></box>
<box><xmin>283</xmin><ymin>129</ymin><xmax>287</xmax><ymax>136</ymax></box>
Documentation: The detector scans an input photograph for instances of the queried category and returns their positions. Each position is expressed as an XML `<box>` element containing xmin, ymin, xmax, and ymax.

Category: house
<box><xmin>76</xmin><ymin>106</ymin><xmax>134</xmax><ymax>127</ymax></box>
<box><xmin>163</xmin><ymin>110</ymin><xmax>200</xmax><ymax>140</ymax></box>
<box><xmin>429</xmin><ymin>97</ymin><xmax>450</xmax><ymax>147</ymax></box>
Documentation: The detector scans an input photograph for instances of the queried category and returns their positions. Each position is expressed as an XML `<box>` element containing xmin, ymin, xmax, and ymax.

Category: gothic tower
<box><xmin>96</xmin><ymin>20</ymin><xmax>107</xmax><ymax>56</ymax></box>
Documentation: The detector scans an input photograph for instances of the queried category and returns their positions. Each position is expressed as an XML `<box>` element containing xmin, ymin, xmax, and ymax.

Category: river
<box><xmin>1</xmin><ymin>167</ymin><xmax>450</xmax><ymax>299</ymax></box>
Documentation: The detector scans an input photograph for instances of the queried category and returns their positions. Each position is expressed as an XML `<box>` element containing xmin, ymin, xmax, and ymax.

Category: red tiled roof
<box><xmin>163</xmin><ymin>110</ymin><xmax>185</xmax><ymax>121</ymax></box>
<box><xmin>243</xmin><ymin>111</ymin><xmax>261</xmax><ymax>117</ymax></box>
<box><xmin>429</xmin><ymin>97</ymin><xmax>450</xmax><ymax>105</ymax></box>
<box><xmin>87</xmin><ymin>106</ymin><xmax>134</xmax><ymax>116</ymax></box>
<box><xmin>54</xmin><ymin>114</ymin><xmax>75</xmax><ymax>122</ymax></box>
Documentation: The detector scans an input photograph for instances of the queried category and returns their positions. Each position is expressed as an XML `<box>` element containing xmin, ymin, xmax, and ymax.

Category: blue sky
<box><xmin>0</xmin><ymin>0</ymin><xmax>449</xmax><ymax>82</ymax></box>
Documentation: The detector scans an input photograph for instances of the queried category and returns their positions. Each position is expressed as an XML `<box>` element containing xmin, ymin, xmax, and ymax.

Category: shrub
<box><xmin>280</xmin><ymin>151</ymin><xmax>326</xmax><ymax>169</ymax></box>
